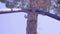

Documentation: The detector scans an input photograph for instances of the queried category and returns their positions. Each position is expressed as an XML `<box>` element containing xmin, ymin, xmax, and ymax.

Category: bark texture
<box><xmin>30</xmin><ymin>0</ymin><xmax>51</xmax><ymax>8</ymax></box>
<box><xmin>26</xmin><ymin>12</ymin><xmax>38</xmax><ymax>34</ymax></box>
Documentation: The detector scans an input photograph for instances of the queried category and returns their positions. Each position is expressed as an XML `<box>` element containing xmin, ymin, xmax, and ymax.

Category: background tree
<box><xmin>0</xmin><ymin>0</ymin><xmax>60</xmax><ymax>16</ymax></box>
<box><xmin>56</xmin><ymin>0</ymin><xmax>60</xmax><ymax>16</ymax></box>
<box><xmin>0</xmin><ymin>0</ymin><xmax>17</xmax><ymax>11</ymax></box>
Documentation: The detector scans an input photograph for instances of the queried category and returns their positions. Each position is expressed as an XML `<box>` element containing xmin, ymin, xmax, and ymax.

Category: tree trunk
<box><xmin>26</xmin><ymin>12</ymin><xmax>38</xmax><ymax>34</ymax></box>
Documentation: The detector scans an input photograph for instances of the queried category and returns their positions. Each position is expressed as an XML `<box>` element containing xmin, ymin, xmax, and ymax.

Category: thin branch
<box><xmin>0</xmin><ymin>9</ymin><xmax>60</xmax><ymax>21</ymax></box>
<box><xmin>36</xmin><ymin>10</ymin><xmax>60</xmax><ymax>21</ymax></box>
<box><xmin>0</xmin><ymin>9</ymin><xmax>28</xmax><ymax>14</ymax></box>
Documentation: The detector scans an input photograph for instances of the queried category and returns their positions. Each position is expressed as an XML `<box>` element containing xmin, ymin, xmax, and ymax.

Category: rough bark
<box><xmin>30</xmin><ymin>0</ymin><xmax>51</xmax><ymax>8</ymax></box>
<box><xmin>26</xmin><ymin>12</ymin><xmax>38</xmax><ymax>34</ymax></box>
